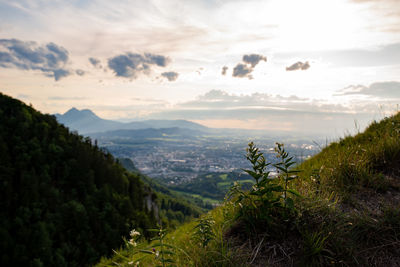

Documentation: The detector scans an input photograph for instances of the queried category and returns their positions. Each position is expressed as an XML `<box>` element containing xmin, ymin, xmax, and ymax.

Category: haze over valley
<box><xmin>56</xmin><ymin>107</ymin><xmax>320</xmax><ymax>186</ymax></box>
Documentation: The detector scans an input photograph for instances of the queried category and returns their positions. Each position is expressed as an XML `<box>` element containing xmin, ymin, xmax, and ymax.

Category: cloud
<box><xmin>330</xmin><ymin>43</ymin><xmax>400</xmax><ymax>67</ymax></box>
<box><xmin>75</xmin><ymin>69</ymin><xmax>85</xmax><ymax>76</ymax></box>
<box><xmin>232</xmin><ymin>53</ymin><xmax>267</xmax><ymax>79</ymax></box>
<box><xmin>232</xmin><ymin>63</ymin><xmax>253</xmax><ymax>79</ymax></box>
<box><xmin>89</xmin><ymin>57</ymin><xmax>101</xmax><ymax>68</ymax></box>
<box><xmin>0</xmin><ymin>39</ymin><xmax>72</xmax><ymax>81</ymax></box>
<box><xmin>278</xmin><ymin>43</ymin><xmax>400</xmax><ymax>68</ymax></box>
<box><xmin>349</xmin><ymin>0</ymin><xmax>400</xmax><ymax>17</ymax></box>
<box><xmin>107</xmin><ymin>52</ymin><xmax>170</xmax><ymax>78</ymax></box>
<box><xmin>221</xmin><ymin>66</ymin><xmax>228</xmax><ymax>75</ymax></box>
<box><xmin>52</xmin><ymin>69</ymin><xmax>70</xmax><ymax>81</ymax></box>
<box><xmin>242</xmin><ymin>54</ymin><xmax>267</xmax><ymax>67</ymax></box>
<box><xmin>48</xmin><ymin>96</ymin><xmax>88</xmax><ymax>100</ymax></box>
<box><xmin>161</xmin><ymin>71</ymin><xmax>179</xmax><ymax>82</ymax></box>
<box><xmin>179</xmin><ymin>89</ymin><xmax>316</xmax><ymax>110</ymax></box>
<box><xmin>335</xmin><ymin>81</ymin><xmax>400</xmax><ymax>98</ymax></box>
<box><xmin>144</xmin><ymin>53</ymin><xmax>169</xmax><ymax>67</ymax></box>
<box><xmin>144</xmin><ymin>89</ymin><xmax>380</xmax><ymax>136</ymax></box>
<box><xmin>286</xmin><ymin>61</ymin><xmax>310</xmax><ymax>71</ymax></box>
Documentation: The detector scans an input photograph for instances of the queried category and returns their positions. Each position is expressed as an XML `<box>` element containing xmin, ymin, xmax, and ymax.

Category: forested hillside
<box><xmin>0</xmin><ymin>93</ymin><xmax>200</xmax><ymax>266</ymax></box>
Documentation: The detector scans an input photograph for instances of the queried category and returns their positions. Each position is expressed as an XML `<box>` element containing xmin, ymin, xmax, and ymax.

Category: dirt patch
<box><xmin>340</xmin><ymin>174</ymin><xmax>400</xmax><ymax>216</ymax></box>
<box><xmin>225</xmin><ymin>221</ymin><xmax>302</xmax><ymax>266</ymax></box>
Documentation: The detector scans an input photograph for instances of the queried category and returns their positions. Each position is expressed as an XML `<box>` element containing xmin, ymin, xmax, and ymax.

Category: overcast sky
<box><xmin>1</xmin><ymin>0</ymin><xmax>399</xmax><ymax>137</ymax></box>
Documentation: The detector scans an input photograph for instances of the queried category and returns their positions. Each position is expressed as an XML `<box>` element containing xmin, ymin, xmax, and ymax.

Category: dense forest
<box><xmin>0</xmin><ymin>93</ymin><xmax>200</xmax><ymax>266</ymax></box>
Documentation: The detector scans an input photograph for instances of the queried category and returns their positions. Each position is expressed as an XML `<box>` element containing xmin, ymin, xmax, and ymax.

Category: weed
<box><xmin>146</xmin><ymin>226</ymin><xmax>177</xmax><ymax>267</ymax></box>
<box><xmin>301</xmin><ymin>230</ymin><xmax>334</xmax><ymax>266</ymax></box>
<box><xmin>227</xmin><ymin>142</ymin><xmax>302</xmax><ymax>232</ymax></box>
<box><xmin>192</xmin><ymin>215</ymin><xmax>216</xmax><ymax>248</ymax></box>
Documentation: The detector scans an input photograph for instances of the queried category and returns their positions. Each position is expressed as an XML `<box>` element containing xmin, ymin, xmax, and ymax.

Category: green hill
<box><xmin>98</xmin><ymin>112</ymin><xmax>400</xmax><ymax>266</ymax></box>
<box><xmin>0</xmin><ymin>93</ymin><xmax>201</xmax><ymax>266</ymax></box>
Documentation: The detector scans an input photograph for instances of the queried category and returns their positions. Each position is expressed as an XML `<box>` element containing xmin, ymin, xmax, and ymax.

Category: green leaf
<box><xmin>162</xmin><ymin>244</ymin><xmax>176</xmax><ymax>249</ymax></box>
<box><xmin>243</xmin><ymin>169</ymin><xmax>262</xmax><ymax>180</ymax></box>
<box><xmin>286</xmin><ymin>161</ymin><xmax>296</xmax><ymax>167</ymax></box>
<box><xmin>271</xmin><ymin>185</ymin><xmax>283</xmax><ymax>191</ymax></box>
<box><xmin>139</xmin><ymin>249</ymin><xmax>155</xmax><ymax>254</ymax></box>
<box><xmin>285</xmin><ymin>156</ymin><xmax>294</xmax><ymax>163</ymax></box>
<box><xmin>147</xmin><ymin>229</ymin><xmax>161</xmax><ymax>232</ymax></box>
<box><xmin>275</xmin><ymin>165</ymin><xmax>287</xmax><ymax>173</ymax></box>
<box><xmin>250</xmin><ymin>190</ymin><xmax>263</xmax><ymax>196</ymax></box>
<box><xmin>285</xmin><ymin>197</ymin><xmax>294</xmax><ymax>209</ymax></box>
<box><xmin>262</xmin><ymin>172</ymin><xmax>271</xmax><ymax>179</ymax></box>
<box><xmin>287</xmin><ymin>189</ymin><xmax>302</xmax><ymax>197</ymax></box>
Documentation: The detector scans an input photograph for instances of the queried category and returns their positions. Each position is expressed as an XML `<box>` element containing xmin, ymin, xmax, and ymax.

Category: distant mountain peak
<box><xmin>62</xmin><ymin>107</ymin><xmax>99</xmax><ymax>119</ymax></box>
<box><xmin>55</xmin><ymin>107</ymin><xmax>208</xmax><ymax>134</ymax></box>
<box><xmin>80</xmin><ymin>109</ymin><xmax>97</xmax><ymax>116</ymax></box>
<box><xmin>64</xmin><ymin>107</ymin><xmax>79</xmax><ymax>114</ymax></box>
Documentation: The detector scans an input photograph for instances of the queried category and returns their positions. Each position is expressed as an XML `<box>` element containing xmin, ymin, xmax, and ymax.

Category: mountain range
<box><xmin>55</xmin><ymin>108</ymin><xmax>208</xmax><ymax>134</ymax></box>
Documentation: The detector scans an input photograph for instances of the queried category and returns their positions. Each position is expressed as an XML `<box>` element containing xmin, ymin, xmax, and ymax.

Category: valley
<box><xmin>55</xmin><ymin>108</ymin><xmax>321</xmax><ymax>206</ymax></box>
<box><xmin>58</xmin><ymin>108</ymin><xmax>320</xmax><ymax>186</ymax></box>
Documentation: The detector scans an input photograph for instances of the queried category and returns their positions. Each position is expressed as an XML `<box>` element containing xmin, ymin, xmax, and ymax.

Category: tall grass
<box><xmin>297</xmin><ymin>113</ymin><xmax>400</xmax><ymax>199</ymax></box>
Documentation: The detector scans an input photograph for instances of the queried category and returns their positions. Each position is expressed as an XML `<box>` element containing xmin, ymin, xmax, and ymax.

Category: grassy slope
<box><xmin>169</xmin><ymin>172</ymin><xmax>254</xmax><ymax>205</ymax></box>
<box><xmin>97</xmin><ymin>113</ymin><xmax>400</xmax><ymax>266</ymax></box>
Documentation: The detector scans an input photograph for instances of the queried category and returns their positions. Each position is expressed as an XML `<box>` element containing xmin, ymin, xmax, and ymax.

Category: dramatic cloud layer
<box><xmin>161</xmin><ymin>71</ymin><xmax>179</xmax><ymax>82</ymax></box>
<box><xmin>107</xmin><ymin>52</ymin><xmax>170</xmax><ymax>78</ymax></box>
<box><xmin>232</xmin><ymin>53</ymin><xmax>267</xmax><ymax>79</ymax></box>
<box><xmin>286</xmin><ymin>61</ymin><xmax>310</xmax><ymax>71</ymax></box>
<box><xmin>0</xmin><ymin>39</ymin><xmax>71</xmax><ymax>80</ymax></box>
<box><xmin>177</xmin><ymin>89</ymin><xmax>329</xmax><ymax>112</ymax></box>
<box><xmin>144</xmin><ymin>89</ymin><xmax>379</xmax><ymax>136</ymax></box>
<box><xmin>336</xmin><ymin>81</ymin><xmax>400</xmax><ymax>98</ymax></box>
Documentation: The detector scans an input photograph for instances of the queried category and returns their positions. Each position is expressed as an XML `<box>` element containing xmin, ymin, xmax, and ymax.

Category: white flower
<box><xmin>128</xmin><ymin>239</ymin><xmax>137</xmax><ymax>247</ymax></box>
<box><xmin>128</xmin><ymin>261</ymin><xmax>134</xmax><ymax>265</ymax></box>
<box><xmin>130</xmin><ymin>229</ymin><xmax>140</xmax><ymax>237</ymax></box>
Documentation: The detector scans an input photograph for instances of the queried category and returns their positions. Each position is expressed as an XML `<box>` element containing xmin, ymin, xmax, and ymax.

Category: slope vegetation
<box><xmin>97</xmin><ymin>112</ymin><xmax>400</xmax><ymax>266</ymax></box>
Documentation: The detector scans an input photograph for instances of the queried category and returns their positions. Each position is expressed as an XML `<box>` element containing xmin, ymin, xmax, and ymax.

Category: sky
<box><xmin>1</xmin><ymin>0</ymin><xmax>400</xmax><ymax>137</ymax></box>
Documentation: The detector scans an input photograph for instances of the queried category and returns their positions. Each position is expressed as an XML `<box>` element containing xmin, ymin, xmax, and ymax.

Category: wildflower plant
<box><xmin>113</xmin><ymin>226</ymin><xmax>179</xmax><ymax>267</ymax></box>
<box><xmin>128</xmin><ymin>229</ymin><xmax>141</xmax><ymax>247</ymax></box>
<box><xmin>227</xmin><ymin>142</ymin><xmax>301</xmax><ymax>228</ymax></box>
<box><xmin>146</xmin><ymin>226</ymin><xmax>176</xmax><ymax>267</ymax></box>
<box><xmin>192</xmin><ymin>215</ymin><xmax>215</xmax><ymax>248</ymax></box>
<box><xmin>113</xmin><ymin>229</ymin><xmax>144</xmax><ymax>266</ymax></box>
